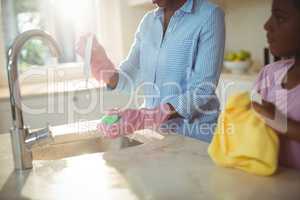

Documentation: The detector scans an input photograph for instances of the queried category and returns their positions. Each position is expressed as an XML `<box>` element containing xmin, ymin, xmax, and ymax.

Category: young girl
<box><xmin>252</xmin><ymin>0</ymin><xmax>300</xmax><ymax>170</ymax></box>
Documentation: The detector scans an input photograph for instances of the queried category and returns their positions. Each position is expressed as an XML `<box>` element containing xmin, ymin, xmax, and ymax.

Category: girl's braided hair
<box><xmin>294</xmin><ymin>0</ymin><xmax>300</xmax><ymax>9</ymax></box>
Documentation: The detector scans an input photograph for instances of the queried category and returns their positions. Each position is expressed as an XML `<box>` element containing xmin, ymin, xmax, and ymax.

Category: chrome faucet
<box><xmin>6</xmin><ymin>30</ymin><xmax>61</xmax><ymax>170</ymax></box>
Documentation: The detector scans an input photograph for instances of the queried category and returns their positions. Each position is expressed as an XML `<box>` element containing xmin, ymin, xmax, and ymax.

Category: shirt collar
<box><xmin>180</xmin><ymin>0</ymin><xmax>194</xmax><ymax>14</ymax></box>
<box><xmin>154</xmin><ymin>0</ymin><xmax>194</xmax><ymax>19</ymax></box>
<box><xmin>154</xmin><ymin>7</ymin><xmax>164</xmax><ymax>19</ymax></box>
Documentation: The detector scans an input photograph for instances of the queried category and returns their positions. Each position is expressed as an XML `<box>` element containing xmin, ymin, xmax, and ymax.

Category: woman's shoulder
<box><xmin>195</xmin><ymin>0</ymin><xmax>224</xmax><ymax>15</ymax></box>
<box><xmin>140</xmin><ymin>10</ymin><xmax>156</xmax><ymax>23</ymax></box>
<box><xmin>191</xmin><ymin>0</ymin><xmax>225</xmax><ymax>26</ymax></box>
<box><xmin>135</xmin><ymin>10</ymin><xmax>158</xmax><ymax>33</ymax></box>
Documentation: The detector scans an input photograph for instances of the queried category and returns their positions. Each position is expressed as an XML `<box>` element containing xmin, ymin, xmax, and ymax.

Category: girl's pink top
<box><xmin>254</xmin><ymin>59</ymin><xmax>300</xmax><ymax>170</ymax></box>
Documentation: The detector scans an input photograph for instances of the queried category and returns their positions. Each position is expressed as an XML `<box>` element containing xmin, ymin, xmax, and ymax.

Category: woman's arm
<box><xmin>107</xmin><ymin>13</ymin><xmax>151</xmax><ymax>92</ymax></box>
<box><xmin>107</xmin><ymin>36</ymin><xmax>141</xmax><ymax>92</ymax></box>
<box><xmin>166</xmin><ymin>103</ymin><xmax>183</xmax><ymax>120</ymax></box>
<box><xmin>166</xmin><ymin>7</ymin><xmax>226</xmax><ymax>120</ymax></box>
<box><xmin>106</xmin><ymin>72</ymin><xmax>119</xmax><ymax>89</ymax></box>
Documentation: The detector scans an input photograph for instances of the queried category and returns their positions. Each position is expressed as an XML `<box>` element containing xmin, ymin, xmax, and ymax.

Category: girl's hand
<box><xmin>252</xmin><ymin>101</ymin><xmax>275</xmax><ymax>120</ymax></box>
<box><xmin>252</xmin><ymin>101</ymin><xmax>288</xmax><ymax>134</ymax></box>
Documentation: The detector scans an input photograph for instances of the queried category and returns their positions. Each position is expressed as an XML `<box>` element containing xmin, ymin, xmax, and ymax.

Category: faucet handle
<box><xmin>25</xmin><ymin>125</ymin><xmax>54</xmax><ymax>149</ymax></box>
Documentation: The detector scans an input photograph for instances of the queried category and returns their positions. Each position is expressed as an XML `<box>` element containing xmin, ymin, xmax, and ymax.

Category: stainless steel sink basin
<box><xmin>32</xmin><ymin>137</ymin><xmax>142</xmax><ymax>160</ymax></box>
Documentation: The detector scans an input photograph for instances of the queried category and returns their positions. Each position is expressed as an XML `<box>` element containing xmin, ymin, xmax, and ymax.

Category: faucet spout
<box><xmin>7</xmin><ymin>30</ymin><xmax>61</xmax><ymax>170</ymax></box>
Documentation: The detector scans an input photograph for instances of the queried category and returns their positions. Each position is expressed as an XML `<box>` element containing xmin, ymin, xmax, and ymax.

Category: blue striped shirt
<box><xmin>114</xmin><ymin>0</ymin><xmax>225</xmax><ymax>142</ymax></box>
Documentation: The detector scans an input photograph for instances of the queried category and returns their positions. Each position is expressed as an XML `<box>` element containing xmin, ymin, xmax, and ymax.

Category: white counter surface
<box><xmin>1</xmin><ymin>131</ymin><xmax>300</xmax><ymax>200</ymax></box>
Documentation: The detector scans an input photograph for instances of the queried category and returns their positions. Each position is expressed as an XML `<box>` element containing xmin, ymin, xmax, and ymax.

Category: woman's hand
<box><xmin>76</xmin><ymin>33</ymin><xmax>117</xmax><ymax>84</ymax></box>
<box><xmin>97</xmin><ymin>104</ymin><xmax>172</xmax><ymax>138</ymax></box>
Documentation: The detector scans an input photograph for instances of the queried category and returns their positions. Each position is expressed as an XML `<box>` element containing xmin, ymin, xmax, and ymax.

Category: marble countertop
<box><xmin>1</xmin><ymin>130</ymin><xmax>300</xmax><ymax>200</ymax></box>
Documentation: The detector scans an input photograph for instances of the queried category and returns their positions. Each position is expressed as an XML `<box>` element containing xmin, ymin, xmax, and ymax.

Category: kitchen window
<box><xmin>1</xmin><ymin>0</ymin><xmax>102</xmax><ymax>82</ymax></box>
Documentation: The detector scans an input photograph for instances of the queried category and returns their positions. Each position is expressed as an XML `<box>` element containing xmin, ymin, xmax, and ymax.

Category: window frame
<box><xmin>0</xmin><ymin>0</ymin><xmax>124</xmax><ymax>86</ymax></box>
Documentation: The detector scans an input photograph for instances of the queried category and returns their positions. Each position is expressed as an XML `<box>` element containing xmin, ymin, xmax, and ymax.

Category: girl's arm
<box><xmin>280</xmin><ymin>118</ymin><xmax>300</xmax><ymax>141</ymax></box>
<box><xmin>252</xmin><ymin>100</ymin><xmax>300</xmax><ymax>142</ymax></box>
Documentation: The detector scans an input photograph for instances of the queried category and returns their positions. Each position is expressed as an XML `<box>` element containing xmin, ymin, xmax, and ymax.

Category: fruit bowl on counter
<box><xmin>224</xmin><ymin>50</ymin><xmax>252</xmax><ymax>74</ymax></box>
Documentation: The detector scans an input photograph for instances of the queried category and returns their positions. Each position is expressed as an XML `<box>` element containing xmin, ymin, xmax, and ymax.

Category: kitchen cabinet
<box><xmin>0</xmin><ymin>99</ymin><xmax>12</xmax><ymax>134</ymax></box>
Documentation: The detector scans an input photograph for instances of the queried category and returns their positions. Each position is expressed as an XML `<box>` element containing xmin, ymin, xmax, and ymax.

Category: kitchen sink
<box><xmin>32</xmin><ymin>136</ymin><xmax>142</xmax><ymax>160</ymax></box>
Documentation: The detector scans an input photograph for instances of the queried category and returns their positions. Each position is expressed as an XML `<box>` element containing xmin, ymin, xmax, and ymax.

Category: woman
<box><xmin>77</xmin><ymin>0</ymin><xmax>225</xmax><ymax>142</ymax></box>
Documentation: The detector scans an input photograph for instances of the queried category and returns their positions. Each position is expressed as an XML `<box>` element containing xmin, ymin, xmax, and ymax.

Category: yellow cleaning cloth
<box><xmin>208</xmin><ymin>92</ymin><xmax>279</xmax><ymax>176</ymax></box>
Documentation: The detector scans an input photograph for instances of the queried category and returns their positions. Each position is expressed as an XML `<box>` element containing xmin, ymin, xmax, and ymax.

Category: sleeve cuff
<box><xmin>104</xmin><ymin>71</ymin><xmax>127</xmax><ymax>92</ymax></box>
<box><xmin>166</xmin><ymin>96</ymin><xmax>193</xmax><ymax>120</ymax></box>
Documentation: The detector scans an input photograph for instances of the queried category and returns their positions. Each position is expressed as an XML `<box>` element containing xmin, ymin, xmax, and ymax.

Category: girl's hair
<box><xmin>294</xmin><ymin>0</ymin><xmax>300</xmax><ymax>10</ymax></box>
